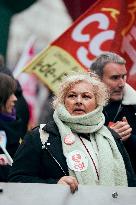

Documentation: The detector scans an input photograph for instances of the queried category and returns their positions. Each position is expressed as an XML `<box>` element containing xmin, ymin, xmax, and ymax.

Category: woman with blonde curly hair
<box><xmin>9</xmin><ymin>72</ymin><xmax>136</xmax><ymax>191</ymax></box>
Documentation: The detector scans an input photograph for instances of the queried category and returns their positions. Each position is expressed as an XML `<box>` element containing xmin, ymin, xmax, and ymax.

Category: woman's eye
<box><xmin>68</xmin><ymin>94</ymin><xmax>76</xmax><ymax>98</ymax></box>
<box><xmin>83</xmin><ymin>95</ymin><xmax>91</xmax><ymax>99</ymax></box>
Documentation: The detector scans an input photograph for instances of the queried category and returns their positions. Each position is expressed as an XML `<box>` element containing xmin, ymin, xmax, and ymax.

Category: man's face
<box><xmin>102</xmin><ymin>62</ymin><xmax>127</xmax><ymax>101</ymax></box>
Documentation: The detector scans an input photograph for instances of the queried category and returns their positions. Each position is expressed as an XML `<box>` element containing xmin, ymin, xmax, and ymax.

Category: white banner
<box><xmin>0</xmin><ymin>183</ymin><xmax>136</xmax><ymax>205</ymax></box>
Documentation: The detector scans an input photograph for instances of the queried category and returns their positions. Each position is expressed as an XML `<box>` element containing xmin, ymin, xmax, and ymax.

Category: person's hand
<box><xmin>0</xmin><ymin>154</ymin><xmax>8</xmax><ymax>165</ymax></box>
<box><xmin>57</xmin><ymin>176</ymin><xmax>78</xmax><ymax>193</ymax></box>
<box><xmin>109</xmin><ymin>117</ymin><xmax>132</xmax><ymax>141</ymax></box>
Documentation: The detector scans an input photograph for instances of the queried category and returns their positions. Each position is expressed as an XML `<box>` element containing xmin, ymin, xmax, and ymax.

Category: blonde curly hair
<box><xmin>53</xmin><ymin>72</ymin><xmax>109</xmax><ymax>108</ymax></box>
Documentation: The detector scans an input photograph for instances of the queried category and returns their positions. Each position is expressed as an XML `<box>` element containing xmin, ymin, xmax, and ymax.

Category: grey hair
<box><xmin>90</xmin><ymin>52</ymin><xmax>126</xmax><ymax>78</ymax></box>
<box><xmin>53</xmin><ymin>72</ymin><xmax>109</xmax><ymax>108</ymax></box>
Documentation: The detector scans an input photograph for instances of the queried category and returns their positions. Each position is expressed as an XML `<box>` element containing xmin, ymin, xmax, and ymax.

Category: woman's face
<box><xmin>64</xmin><ymin>81</ymin><xmax>97</xmax><ymax>116</ymax></box>
<box><xmin>5</xmin><ymin>94</ymin><xmax>17</xmax><ymax>113</ymax></box>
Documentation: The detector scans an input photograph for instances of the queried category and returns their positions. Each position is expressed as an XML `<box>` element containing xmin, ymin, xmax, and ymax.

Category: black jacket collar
<box><xmin>42</xmin><ymin>120</ymin><xmax>60</xmax><ymax>136</ymax></box>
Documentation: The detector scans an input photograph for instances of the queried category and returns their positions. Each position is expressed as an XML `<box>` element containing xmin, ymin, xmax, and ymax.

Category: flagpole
<box><xmin>13</xmin><ymin>35</ymin><xmax>36</xmax><ymax>78</ymax></box>
<box><xmin>0</xmin><ymin>145</ymin><xmax>13</xmax><ymax>166</ymax></box>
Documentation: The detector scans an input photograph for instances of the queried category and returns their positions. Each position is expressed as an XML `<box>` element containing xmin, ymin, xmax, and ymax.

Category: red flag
<box><xmin>119</xmin><ymin>0</ymin><xmax>136</xmax><ymax>89</ymax></box>
<box><xmin>52</xmin><ymin>0</ymin><xmax>125</xmax><ymax>68</ymax></box>
<box><xmin>54</xmin><ymin>0</ymin><xmax>136</xmax><ymax>88</ymax></box>
<box><xmin>23</xmin><ymin>0</ymin><xmax>136</xmax><ymax>92</ymax></box>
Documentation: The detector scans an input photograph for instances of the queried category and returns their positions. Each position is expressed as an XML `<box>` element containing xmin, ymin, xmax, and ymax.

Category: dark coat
<box><xmin>0</xmin><ymin>116</ymin><xmax>23</xmax><ymax>182</ymax></box>
<box><xmin>8</xmin><ymin>120</ymin><xmax>136</xmax><ymax>186</ymax></box>
<box><xmin>15</xmin><ymin>81</ymin><xmax>30</xmax><ymax>137</ymax></box>
<box><xmin>103</xmin><ymin>102</ymin><xmax>136</xmax><ymax>173</ymax></box>
<box><xmin>0</xmin><ymin>117</ymin><xmax>22</xmax><ymax>157</ymax></box>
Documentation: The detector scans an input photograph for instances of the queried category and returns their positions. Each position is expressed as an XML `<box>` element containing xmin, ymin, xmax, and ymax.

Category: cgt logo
<box><xmin>71</xmin><ymin>13</ymin><xmax>115</xmax><ymax>68</ymax></box>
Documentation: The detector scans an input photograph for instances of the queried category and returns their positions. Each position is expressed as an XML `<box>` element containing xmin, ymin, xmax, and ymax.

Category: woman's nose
<box><xmin>12</xmin><ymin>94</ymin><xmax>17</xmax><ymax>102</ymax></box>
<box><xmin>76</xmin><ymin>95</ymin><xmax>82</xmax><ymax>104</ymax></box>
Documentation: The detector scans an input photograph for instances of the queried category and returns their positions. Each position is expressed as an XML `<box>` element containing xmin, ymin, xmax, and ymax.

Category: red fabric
<box><xmin>62</xmin><ymin>0</ymin><xmax>136</xmax><ymax>89</ymax></box>
<box><xmin>127</xmin><ymin>75</ymin><xmax>136</xmax><ymax>89</ymax></box>
<box><xmin>52</xmin><ymin>0</ymin><xmax>125</xmax><ymax>70</ymax></box>
<box><xmin>63</xmin><ymin>0</ymin><xmax>96</xmax><ymax>20</ymax></box>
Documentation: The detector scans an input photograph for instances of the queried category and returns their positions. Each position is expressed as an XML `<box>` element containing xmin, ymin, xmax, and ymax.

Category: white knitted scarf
<box><xmin>53</xmin><ymin>104</ymin><xmax>127</xmax><ymax>186</ymax></box>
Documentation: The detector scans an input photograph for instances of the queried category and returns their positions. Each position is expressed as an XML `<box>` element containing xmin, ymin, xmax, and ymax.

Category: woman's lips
<box><xmin>73</xmin><ymin>109</ymin><xmax>85</xmax><ymax>114</ymax></box>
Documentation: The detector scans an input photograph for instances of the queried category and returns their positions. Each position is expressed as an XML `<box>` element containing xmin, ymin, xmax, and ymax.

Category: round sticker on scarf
<box><xmin>66</xmin><ymin>150</ymin><xmax>88</xmax><ymax>172</ymax></box>
<box><xmin>64</xmin><ymin>134</ymin><xmax>75</xmax><ymax>145</ymax></box>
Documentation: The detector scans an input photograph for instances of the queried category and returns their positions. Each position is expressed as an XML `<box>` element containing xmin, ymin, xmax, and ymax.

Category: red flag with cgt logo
<box><xmin>22</xmin><ymin>0</ymin><xmax>136</xmax><ymax>93</ymax></box>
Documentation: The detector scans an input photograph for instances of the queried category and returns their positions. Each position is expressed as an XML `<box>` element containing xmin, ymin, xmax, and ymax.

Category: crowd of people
<box><xmin>0</xmin><ymin>52</ymin><xmax>136</xmax><ymax>193</ymax></box>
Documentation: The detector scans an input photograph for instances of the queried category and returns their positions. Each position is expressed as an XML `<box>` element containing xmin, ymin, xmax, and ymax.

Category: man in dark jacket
<box><xmin>90</xmin><ymin>52</ymin><xmax>136</xmax><ymax>173</ymax></box>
